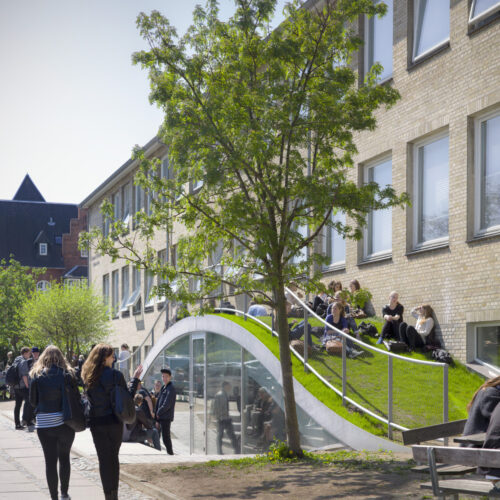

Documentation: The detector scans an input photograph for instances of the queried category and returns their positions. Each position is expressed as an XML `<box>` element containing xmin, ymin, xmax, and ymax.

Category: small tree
<box><xmin>83</xmin><ymin>0</ymin><xmax>409</xmax><ymax>454</ymax></box>
<box><xmin>0</xmin><ymin>256</ymin><xmax>44</xmax><ymax>354</ymax></box>
<box><xmin>22</xmin><ymin>283</ymin><xmax>110</xmax><ymax>359</ymax></box>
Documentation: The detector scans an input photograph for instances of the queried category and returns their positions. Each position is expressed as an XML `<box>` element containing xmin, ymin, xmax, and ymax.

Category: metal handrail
<box><xmin>215</xmin><ymin>290</ymin><xmax>449</xmax><ymax>438</ymax></box>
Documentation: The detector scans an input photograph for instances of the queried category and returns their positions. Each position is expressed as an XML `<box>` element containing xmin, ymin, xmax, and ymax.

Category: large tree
<box><xmin>83</xmin><ymin>0</ymin><xmax>408</xmax><ymax>454</ymax></box>
<box><xmin>0</xmin><ymin>257</ymin><xmax>44</xmax><ymax>354</ymax></box>
<box><xmin>22</xmin><ymin>283</ymin><xmax>110</xmax><ymax>359</ymax></box>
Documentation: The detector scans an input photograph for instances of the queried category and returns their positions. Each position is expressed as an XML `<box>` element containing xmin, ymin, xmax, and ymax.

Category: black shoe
<box><xmin>15</xmin><ymin>424</ymin><xmax>25</xmax><ymax>430</ymax></box>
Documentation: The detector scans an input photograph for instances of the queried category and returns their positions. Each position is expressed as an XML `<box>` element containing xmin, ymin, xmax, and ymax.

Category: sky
<box><xmin>0</xmin><ymin>0</ymin><xmax>287</xmax><ymax>204</ymax></box>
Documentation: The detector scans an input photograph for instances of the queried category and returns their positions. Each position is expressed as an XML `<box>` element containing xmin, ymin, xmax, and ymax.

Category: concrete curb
<box><xmin>120</xmin><ymin>469</ymin><xmax>182</xmax><ymax>500</ymax></box>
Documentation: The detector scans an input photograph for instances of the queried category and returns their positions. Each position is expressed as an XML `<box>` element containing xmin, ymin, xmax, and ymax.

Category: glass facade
<box><xmin>143</xmin><ymin>331</ymin><xmax>339</xmax><ymax>454</ymax></box>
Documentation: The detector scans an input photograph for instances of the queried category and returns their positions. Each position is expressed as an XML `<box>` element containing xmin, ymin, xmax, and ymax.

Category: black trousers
<box><xmin>90</xmin><ymin>421</ymin><xmax>123</xmax><ymax>495</ymax></box>
<box><xmin>399</xmin><ymin>322</ymin><xmax>424</xmax><ymax>349</ymax></box>
<box><xmin>14</xmin><ymin>387</ymin><xmax>33</xmax><ymax>426</ymax></box>
<box><xmin>217</xmin><ymin>418</ymin><xmax>239</xmax><ymax>454</ymax></box>
<box><xmin>37</xmin><ymin>424</ymin><xmax>75</xmax><ymax>500</ymax></box>
<box><xmin>159</xmin><ymin>419</ymin><xmax>173</xmax><ymax>454</ymax></box>
<box><xmin>380</xmin><ymin>320</ymin><xmax>399</xmax><ymax>340</ymax></box>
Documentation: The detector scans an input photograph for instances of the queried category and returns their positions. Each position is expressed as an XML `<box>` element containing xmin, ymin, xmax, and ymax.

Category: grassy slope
<box><xmin>220</xmin><ymin>314</ymin><xmax>483</xmax><ymax>440</ymax></box>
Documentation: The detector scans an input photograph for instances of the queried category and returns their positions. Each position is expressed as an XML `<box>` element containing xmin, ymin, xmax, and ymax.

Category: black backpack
<box><xmin>5</xmin><ymin>359</ymin><xmax>21</xmax><ymax>386</ymax></box>
<box><xmin>432</xmin><ymin>349</ymin><xmax>453</xmax><ymax>365</ymax></box>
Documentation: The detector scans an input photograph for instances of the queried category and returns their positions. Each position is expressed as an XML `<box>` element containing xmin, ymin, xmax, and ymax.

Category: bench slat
<box><xmin>411</xmin><ymin>464</ymin><xmax>475</xmax><ymax>475</ymax></box>
<box><xmin>413</xmin><ymin>445</ymin><xmax>500</xmax><ymax>468</ymax></box>
<box><xmin>420</xmin><ymin>479</ymin><xmax>500</xmax><ymax>496</ymax></box>
<box><xmin>402</xmin><ymin>419</ymin><xmax>467</xmax><ymax>445</ymax></box>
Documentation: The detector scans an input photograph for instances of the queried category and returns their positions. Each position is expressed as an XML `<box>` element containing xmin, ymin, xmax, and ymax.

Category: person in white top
<box><xmin>117</xmin><ymin>344</ymin><xmax>130</xmax><ymax>382</ymax></box>
<box><xmin>284</xmin><ymin>283</ymin><xmax>303</xmax><ymax>315</ymax></box>
<box><xmin>398</xmin><ymin>304</ymin><xmax>435</xmax><ymax>350</ymax></box>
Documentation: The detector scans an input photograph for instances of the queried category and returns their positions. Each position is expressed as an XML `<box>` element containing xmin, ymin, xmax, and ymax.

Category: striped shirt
<box><xmin>35</xmin><ymin>411</ymin><xmax>64</xmax><ymax>429</ymax></box>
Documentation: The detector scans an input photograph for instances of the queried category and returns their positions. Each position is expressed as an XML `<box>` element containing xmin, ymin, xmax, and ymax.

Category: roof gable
<box><xmin>13</xmin><ymin>175</ymin><xmax>45</xmax><ymax>202</ymax></box>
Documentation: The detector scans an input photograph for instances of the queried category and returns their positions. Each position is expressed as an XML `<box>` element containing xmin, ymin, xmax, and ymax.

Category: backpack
<box><xmin>358</xmin><ymin>322</ymin><xmax>378</xmax><ymax>337</ymax></box>
<box><xmin>5</xmin><ymin>359</ymin><xmax>21</xmax><ymax>386</ymax></box>
<box><xmin>432</xmin><ymin>349</ymin><xmax>453</xmax><ymax>365</ymax></box>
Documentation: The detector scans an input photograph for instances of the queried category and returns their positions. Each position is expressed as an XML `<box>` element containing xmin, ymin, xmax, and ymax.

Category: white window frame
<box><xmin>322</xmin><ymin>210</ymin><xmax>346</xmax><ymax>269</ymax></box>
<box><xmin>127</xmin><ymin>267</ymin><xmax>142</xmax><ymax>310</ymax></box>
<box><xmin>120</xmin><ymin>266</ymin><xmax>130</xmax><ymax>313</ymax></box>
<box><xmin>364</xmin><ymin>0</ymin><xmax>393</xmax><ymax>82</ymax></box>
<box><xmin>80</xmin><ymin>247</ymin><xmax>88</xmax><ymax>258</ymax></box>
<box><xmin>363</xmin><ymin>156</ymin><xmax>393</xmax><ymax>259</ymax></box>
<box><xmin>474</xmin><ymin>322</ymin><xmax>500</xmax><ymax>372</ymax></box>
<box><xmin>412</xmin><ymin>131</ymin><xmax>450</xmax><ymax>249</ymax></box>
<box><xmin>39</xmin><ymin>243</ymin><xmax>48</xmax><ymax>255</ymax></box>
<box><xmin>469</xmin><ymin>0</ymin><xmax>500</xmax><ymax>24</ymax></box>
<box><xmin>412</xmin><ymin>0</ymin><xmax>450</xmax><ymax>62</ymax></box>
<box><xmin>64</xmin><ymin>278</ymin><xmax>81</xmax><ymax>289</ymax></box>
<box><xmin>37</xmin><ymin>280</ymin><xmax>50</xmax><ymax>291</ymax></box>
<box><xmin>144</xmin><ymin>270</ymin><xmax>155</xmax><ymax>309</ymax></box>
<box><xmin>474</xmin><ymin>109</ymin><xmax>500</xmax><ymax>236</ymax></box>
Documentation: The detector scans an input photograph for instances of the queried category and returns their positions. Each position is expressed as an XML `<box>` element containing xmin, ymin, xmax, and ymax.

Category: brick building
<box><xmin>82</xmin><ymin>0</ymin><xmax>500</xmax><ymax>372</ymax></box>
<box><xmin>0</xmin><ymin>174</ymin><xmax>88</xmax><ymax>288</ymax></box>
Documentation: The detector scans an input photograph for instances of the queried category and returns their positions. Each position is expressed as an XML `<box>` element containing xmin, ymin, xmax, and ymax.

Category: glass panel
<box><xmin>368</xmin><ymin>0</ymin><xmax>393</xmax><ymax>80</ymax></box>
<box><xmin>480</xmin><ymin>115</ymin><xmax>500</xmax><ymax>230</ymax></box>
<box><xmin>472</xmin><ymin>0</ymin><xmax>500</xmax><ymax>20</ymax></box>
<box><xmin>323</xmin><ymin>211</ymin><xmax>346</xmax><ymax>266</ymax></box>
<box><xmin>292</xmin><ymin>222</ymin><xmax>308</xmax><ymax>264</ymax></box>
<box><xmin>120</xmin><ymin>266</ymin><xmax>129</xmax><ymax>311</ymax></box>
<box><xmin>418</xmin><ymin>136</ymin><xmax>449</xmax><ymax>243</ymax></box>
<box><xmin>192</xmin><ymin>336</ymin><xmax>206</xmax><ymax>454</ymax></box>
<box><xmin>112</xmin><ymin>270</ymin><xmax>119</xmax><ymax>316</ymax></box>
<box><xmin>143</xmin><ymin>336</ymin><xmax>190</xmax><ymax>454</ymax></box>
<box><xmin>414</xmin><ymin>0</ymin><xmax>449</xmax><ymax>59</ymax></box>
<box><xmin>367</xmin><ymin>159</ymin><xmax>392</xmax><ymax>255</ymax></box>
<box><xmin>206</xmin><ymin>333</ymin><xmax>242</xmax><ymax>455</ymax></box>
<box><xmin>477</xmin><ymin>325</ymin><xmax>500</xmax><ymax>368</ymax></box>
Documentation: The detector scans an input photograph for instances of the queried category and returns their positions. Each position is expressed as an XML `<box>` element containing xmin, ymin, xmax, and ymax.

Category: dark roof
<box><xmin>13</xmin><ymin>174</ymin><xmax>46</xmax><ymax>202</ymax></box>
<box><xmin>64</xmin><ymin>265</ymin><xmax>88</xmax><ymax>279</ymax></box>
<box><xmin>0</xmin><ymin>200</ymin><xmax>78</xmax><ymax>268</ymax></box>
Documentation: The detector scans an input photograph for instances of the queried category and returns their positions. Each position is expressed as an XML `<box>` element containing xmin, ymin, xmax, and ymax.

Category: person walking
<box><xmin>213</xmin><ymin>381</ymin><xmax>239</xmax><ymax>454</ymax></box>
<box><xmin>12</xmin><ymin>347</ymin><xmax>34</xmax><ymax>430</ymax></box>
<box><xmin>117</xmin><ymin>344</ymin><xmax>130</xmax><ymax>382</ymax></box>
<box><xmin>29</xmin><ymin>345</ymin><xmax>80</xmax><ymax>500</ymax></box>
<box><xmin>81</xmin><ymin>344</ymin><xmax>142</xmax><ymax>500</ymax></box>
<box><xmin>155</xmin><ymin>368</ymin><xmax>176</xmax><ymax>455</ymax></box>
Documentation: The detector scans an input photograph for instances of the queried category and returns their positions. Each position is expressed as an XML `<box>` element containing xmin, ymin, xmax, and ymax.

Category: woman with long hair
<box><xmin>81</xmin><ymin>344</ymin><xmax>142</xmax><ymax>500</ymax></box>
<box><xmin>29</xmin><ymin>345</ymin><xmax>79</xmax><ymax>500</ymax></box>
<box><xmin>463</xmin><ymin>375</ymin><xmax>500</xmax><ymax>437</ymax></box>
<box><xmin>398</xmin><ymin>304</ymin><xmax>434</xmax><ymax>350</ymax></box>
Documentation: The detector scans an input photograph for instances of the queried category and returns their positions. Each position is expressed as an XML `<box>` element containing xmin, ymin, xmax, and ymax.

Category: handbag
<box><xmin>110</xmin><ymin>371</ymin><xmax>136</xmax><ymax>424</ymax></box>
<box><xmin>64</xmin><ymin>375</ymin><xmax>86</xmax><ymax>432</ymax></box>
<box><xmin>325</xmin><ymin>340</ymin><xmax>343</xmax><ymax>355</ymax></box>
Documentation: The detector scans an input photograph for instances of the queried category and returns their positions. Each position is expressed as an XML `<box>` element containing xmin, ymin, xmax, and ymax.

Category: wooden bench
<box><xmin>412</xmin><ymin>445</ymin><xmax>500</xmax><ymax>499</ymax></box>
<box><xmin>402</xmin><ymin>419</ymin><xmax>476</xmax><ymax>476</ymax></box>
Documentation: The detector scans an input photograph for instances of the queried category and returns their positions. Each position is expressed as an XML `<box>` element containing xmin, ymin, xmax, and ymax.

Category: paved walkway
<box><xmin>0</xmin><ymin>400</ymin><xmax>246</xmax><ymax>499</ymax></box>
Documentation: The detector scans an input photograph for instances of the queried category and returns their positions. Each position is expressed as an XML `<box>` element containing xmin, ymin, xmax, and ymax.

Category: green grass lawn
<box><xmin>219</xmin><ymin>313</ymin><xmax>483</xmax><ymax>441</ymax></box>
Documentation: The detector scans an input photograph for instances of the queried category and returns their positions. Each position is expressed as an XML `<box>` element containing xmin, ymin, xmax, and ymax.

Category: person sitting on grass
<box><xmin>398</xmin><ymin>304</ymin><xmax>434</xmax><ymax>350</ymax></box>
<box><xmin>377</xmin><ymin>291</ymin><xmax>404</xmax><ymax>345</ymax></box>
<box><xmin>125</xmin><ymin>394</ymin><xmax>161</xmax><ymax>450</ymax></box>
<box><xmin>322</xmin><ymin>302</ymin><xmax>363</xmax><ymax>359</ymax></box>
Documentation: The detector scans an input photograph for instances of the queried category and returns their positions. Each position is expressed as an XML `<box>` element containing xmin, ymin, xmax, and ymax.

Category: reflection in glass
<box><xmin>477</xmin><ymin>325</ymin><xmax>500</xmax><ymax>368</ymax></box>
<box><xmin>414</xmin><ymin>0</ymin><xmax>449</xmax><ymax>60</ymax></box>
<box><xmin>480</xmin><ymin>115</ymin><xmax>500</xmax><ymax>230</ymax></box>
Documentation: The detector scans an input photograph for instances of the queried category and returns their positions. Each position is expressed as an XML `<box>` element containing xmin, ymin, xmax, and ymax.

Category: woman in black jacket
<box><xmin>81</xmin><ymin>344</ymin><xmax>142</xmax><ymax>500</ymax></box>
<box><xmin>463</xmin><ymin>375</ymin><xmax>500</xmax><ymax>437</ymax></box>
<box><xmin>29</xmin><ymin>345</ymin><xmax>80</xmax><ymax>500</ymax></box>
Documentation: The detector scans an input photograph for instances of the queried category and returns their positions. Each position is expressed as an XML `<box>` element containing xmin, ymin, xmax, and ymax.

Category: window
<box><xmin>102</xmin><ymin>206</ymin><xmax>110</xmax><ymax>237</ymax></box>
<box><xmin>39</xmin><ymin>243</ymin><xmax>47</xmax><ymax>255</ymax></box>
<box><xmin>476</xmin><ymin>323</ymin><xmax>500</xmax><ymax>369</ymax></box>
<box><xmin>323</xmin><ymin>211</ymin><xmax>346</xmax><ymax>268</ymax></box>
<box><xmin>365</xmin><ymin>157</ymin><xmax>392</xmax><ymax>258</ymax></box>
<box><xmin>413</xmin><ymin>133</ymin><xmax>449</xmax><ymax>247</ymax></box>
<box><xmin>157</xmin><ymin>248</ymin><xmax>168</xmax><ymax>304</ymax></box>
<box><xmin>127</xmin><ymin>266</ymin><xmax>142</xmax><ymax>314</ymax></box>
<box><xmin>144</xmin><ymin>270</ymin><xmax>155</xmax><ymax>309</ymax></box>
<box><xmin>133</xmin><ymin>184</ymin><xmax>143</xmax><ymax>229</ymax></box>
<box><xmin>365</xmin><ymin>0</ymin><xmax>393</xmax><ymax>81</ymax></box>
<box><xmin>37</xmin><ymin>280</ymin><xmax>50</xmax><ymax>291</ymax></box>
<box><xmin>112</xmin><ymin>190</ymin><xmax>121</xmax><ymax>221</ymax></box>
<box><xmin>122</xmin><ymin>183</ymin><xmax>131</xmax><ymax>226</ymax></box>
<box><xmin>112</xmin><ymin>270</ymin><xmax>119</xmax><ymax>317</ymax></box>
<box><xmin>474</xmin><ymin>111</ymin><xmax>500</xmax><ymax>235</ymax></box>
<box><xmin>103</xmin><ymin>274</ymin><xmax>110</xmax><ymax>314</ymax></box>
<box><xmin>413</xmin><ymin>0</ymin><xmax>449</xmax><ymax>61</ymax></box>
<box><xmin>120</xmin><ymin>266</ymin><xmax>129</xmax><ymax>314</ymax></box>
<box><xmin>161</xmin><ymin>155</ymin><xmax>174</xmax><ymax>180</ymax></box>
<box><xmin>80</xmin><ymin>247</ymin><xmax>88</xmax><ymax>258</ymax></box>
<box><xmin>64</xmin><ymin>279</ymin><xmax>81</xmax><ymax>289</ymax></box>
<box><xmin>469</xmin><ymin>0</ymin><xmax>500</xmax><ymax>23</ymax></box>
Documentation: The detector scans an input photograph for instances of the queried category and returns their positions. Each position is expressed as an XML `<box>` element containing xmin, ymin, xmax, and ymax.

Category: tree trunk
<box><xmin>274</xmin><ymin>284</ymin><xmax>303</xmax><ymax>456</ymax></box>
